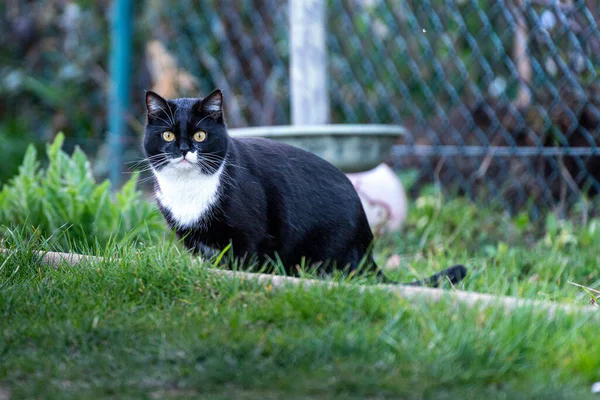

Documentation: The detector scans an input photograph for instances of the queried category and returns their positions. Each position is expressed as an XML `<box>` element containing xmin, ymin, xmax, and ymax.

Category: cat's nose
<box><xmin>179</xmin><ymin>143</ymin><xmax>190</xmax><ymax>156</ymax></box>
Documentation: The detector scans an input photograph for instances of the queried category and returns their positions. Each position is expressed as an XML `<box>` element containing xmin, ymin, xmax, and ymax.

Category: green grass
<box><xmin>1</xmin><ymin>193</ymin><xmax>600</xmax><ymax>399</ymax></box>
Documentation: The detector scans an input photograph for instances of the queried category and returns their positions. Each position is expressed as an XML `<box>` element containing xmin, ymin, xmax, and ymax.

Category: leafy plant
<box><xmin>0</xmin><ymin>133</ymin><xmax>167</xmax><ymax>251</ymax></box>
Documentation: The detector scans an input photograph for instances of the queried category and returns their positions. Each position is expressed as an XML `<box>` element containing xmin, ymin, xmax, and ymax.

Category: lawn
<box><xmin>2</xmin><ymin>190</ymin><xmax>599</xmax><ymax>399</ymax></box>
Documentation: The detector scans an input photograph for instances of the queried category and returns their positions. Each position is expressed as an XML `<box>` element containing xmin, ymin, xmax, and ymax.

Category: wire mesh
<box><xmin>146</xmin><ymin>0</ymin><xmax>600</xmax><ymax>214</ymax></box>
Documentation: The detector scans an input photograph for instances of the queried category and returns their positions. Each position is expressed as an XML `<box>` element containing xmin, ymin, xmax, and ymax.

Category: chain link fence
<box><xmin>2</xmin><ymin>0</ymin><xmax>600</xmax><ymax>215</ymax></box>
<box><xmin>147</xmin><ymin>0</ymin><xmax>600</xmax><ymax>215</ymax></box>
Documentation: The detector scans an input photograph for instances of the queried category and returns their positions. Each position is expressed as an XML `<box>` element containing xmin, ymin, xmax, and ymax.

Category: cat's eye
<box><xmin>162</xmin><ymin>131</ymin><xmax>175</xmax><ymax>142</ymax></box>
<box><xmin>193</xmin><ymin>131</ymin><xmax>207</xmax><ymax>142</ymax></box>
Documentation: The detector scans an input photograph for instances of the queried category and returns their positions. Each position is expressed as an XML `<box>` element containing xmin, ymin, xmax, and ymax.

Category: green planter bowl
<box><xmin>228</xmin><ymin>124</ymin><xmax>406</xmax><ymax>173</ymax></box>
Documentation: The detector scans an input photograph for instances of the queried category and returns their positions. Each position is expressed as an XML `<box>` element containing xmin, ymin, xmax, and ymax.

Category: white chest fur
<box><xmin>153</xmin><ymin>163</ymin><xmax>224</xmax><ymax>228</ymax></box>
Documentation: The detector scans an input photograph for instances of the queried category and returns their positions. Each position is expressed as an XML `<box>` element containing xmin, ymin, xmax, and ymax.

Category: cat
<box><xmin>142</xmin><ymin>89</ymin><xmax>467</xmax><ymax>287</ymax></box>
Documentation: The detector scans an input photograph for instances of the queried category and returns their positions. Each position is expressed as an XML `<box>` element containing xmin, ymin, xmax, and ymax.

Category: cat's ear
<box><xmin>145</xmin><ymin>91</ymin><xmax>168</xmax><ymax>116</ymax></box>
<box><xmin>197</xmin><ymin>89</ymin><xmax>223</xmax><ymax>119</ymax></box>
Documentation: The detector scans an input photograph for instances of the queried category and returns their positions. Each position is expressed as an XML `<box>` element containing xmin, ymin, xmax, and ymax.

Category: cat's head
<box><xmin>143</xmin><ymin>89</ymin><xmax>229</xmax><ymax>175</ymax></box>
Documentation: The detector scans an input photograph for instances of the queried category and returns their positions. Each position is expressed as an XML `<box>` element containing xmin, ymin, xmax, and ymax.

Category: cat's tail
<box><xmin>377</xmin><ymin>264</ymin><xmax>468</xmax><ymax>288</ymax></box>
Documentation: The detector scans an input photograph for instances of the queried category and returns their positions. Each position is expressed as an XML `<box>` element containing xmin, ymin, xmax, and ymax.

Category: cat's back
<box><xmin>230</xmin><ymin>136</ymin><xmax>354</xmax><ymax>189</ymax></box>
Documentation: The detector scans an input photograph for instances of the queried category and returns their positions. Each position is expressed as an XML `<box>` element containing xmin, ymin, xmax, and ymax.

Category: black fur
<box><xmin>143</xmin><ymin>89</ymin><xmax>467</xmax><ymax>287</ymax></box>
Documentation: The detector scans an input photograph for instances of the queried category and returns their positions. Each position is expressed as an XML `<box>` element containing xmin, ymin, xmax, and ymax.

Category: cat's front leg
<box><xmin>178</xmin><ymin>232</ymin><xmax>218</xmax><ymax>259</ymax></box>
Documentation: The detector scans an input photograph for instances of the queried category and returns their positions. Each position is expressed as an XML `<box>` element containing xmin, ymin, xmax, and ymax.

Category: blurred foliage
<box><xmin>0</xmin><ymin>1</ymin><xmax>110</xmax><ymax>142</ymax></box>
<box><xmin>0</xmin><ymin>0</ymin><xmax>151</xmax><ymax>184</ymax></box>
<box><xmin>0</xmin><ymin>133</ymin><xmax>167</xmax><ymax>252</ymax></box>
<box><xmin>0</xmin><ymin>118</ymin><xmax>43</xmax><ymax>184</ymax></box>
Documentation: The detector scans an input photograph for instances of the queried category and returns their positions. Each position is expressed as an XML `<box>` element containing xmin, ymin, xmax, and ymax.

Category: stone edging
<box><xmin>3</xmin><ymin>248</ymin><xmax>597</xmax><ymax>319</ymax></box>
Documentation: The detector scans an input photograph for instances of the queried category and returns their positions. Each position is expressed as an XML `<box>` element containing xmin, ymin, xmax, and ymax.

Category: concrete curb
<box><xmin>4</xmin><ymin>248</ymin><xmax>597</xmax><ymax>319</ymax></box>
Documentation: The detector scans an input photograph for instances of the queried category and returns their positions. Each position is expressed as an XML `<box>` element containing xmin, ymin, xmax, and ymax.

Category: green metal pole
<box><xmin>108</xmin><ymin>0</ymin><xmax>133</xmax><ymax>189</ymax></box>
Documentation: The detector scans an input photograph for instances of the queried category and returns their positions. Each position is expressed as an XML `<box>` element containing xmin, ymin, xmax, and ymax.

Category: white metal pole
<box><xmin>289</xmin><ymin>0</ymin><xmax>330</xmax><ymax>125</ymax></box>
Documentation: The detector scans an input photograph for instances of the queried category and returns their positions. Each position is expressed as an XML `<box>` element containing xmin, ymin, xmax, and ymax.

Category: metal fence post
<box><xmin>289</xmin><ymin>0</ymin><xmax>329</xmax><ymax>125</ymax></box>
<box><xmin>108</xmin><ymin>0</ymin><xmax>133</xmax><ymax>189</ymax></box>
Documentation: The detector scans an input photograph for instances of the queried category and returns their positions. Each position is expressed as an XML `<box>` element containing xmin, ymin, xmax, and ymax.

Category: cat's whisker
<box><xmin>147</xmin><ymin>124</ymin><xmax>171</xmax><ymax>131</ymax></box>
<box><xmin>139</xmin><ymin>155</ymin><xmax>168</xmax><ymax>164</ymax></box>
<box><xmin>123</xmin><ymin>169</ymin><xmax>151</xmax><ymax>175</ymax></box>
<box><xmin>129</xmin><ymin>153</ymin><xmax>169</xmax><ymax>162</ymax></box>
<box><xmin>165</xmin><ymin>102</ymin><xmax>177</xmax><ymax>126</ymax></box>
<box><xmin>152</xmin><ymin>115</ymin><xmax>174</xmax><ymax>129</ymax></box>
<box><xmin>129</xmin><ymin>167</ymin><xmax>157</xmax><ymax>174</ymax></box>
<box><xmin>200</xmin><ymin>153</ymin><xmax>232</xmax><ymax>163</ymax></box>
<box><xmin>128</xmin><ymin>165</ymin><xmax>163</xmax><ymax>174</ymax></box>
<box><xmin>200</xmin><ymin>154</ymin><xmax>248</xmax><ymax>171</ymax></box>
<box><xmin>127</xmin><ymin>153</ymin><xmax>167</xmax><ymax>161</ymax></box>
<box><xmin>125</xmin><ymin>160</ymin><xmax>145</xmax><ymax>166</ymax></box>
<box><xmin>198</xmin><ymin>155</ymin><xmax>224</xmax><ymax>163</ymax></box>
<box><xmin>125</xmin><ymin>156</ymin><xmax>166</xmax><ymax>167</ymax></box>
<box><xmin>150</xmin><ymin>122</ymin><xmax>170</xmax><ymax>127</ymax></box>
<box><xmin>197</xmin><ymin>161</ymin><xmax>220</xmax><ymax>176</ymax></box>
<box><xmin>125</xmin><ymin>164</ymin><xmax>156</xmax><ymax>173</ymax></box>
<box><xmin>211</xmin><ymin>167</ymin><xmax>235</xmax><ymax>188</ymax></box>
<box><xmin>137</xmin><ymin>175</ymin><xmax>158</xmax><ymax>184</ymax></box>
<box><xmin>195</xmin><ymin>115</ymin><xmax>211</xmax><ymax>128</ymax></box>
<box><xmin>150</xmin><ymin>113</ymin><xmax>172</xmax><ymax>127</ymax></box>
<box><xmin>198</xmin><ymin>153</ymin><xmax>224</xmax><ymax>159</ymax></box>
<box><xmin>132</xmin><ymin>162</ymin><xmax>169</xmax><ymax>175</ymax></box>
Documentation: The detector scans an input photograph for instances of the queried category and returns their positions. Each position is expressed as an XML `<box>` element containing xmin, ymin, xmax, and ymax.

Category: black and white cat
<box><xmin>143</xmin><ymin>89</ymin><xmax>467</xmax><ymax>286</ymax></box>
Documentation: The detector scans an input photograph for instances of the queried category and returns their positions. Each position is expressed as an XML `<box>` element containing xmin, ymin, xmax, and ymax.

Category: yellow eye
<box><xmin>162</xmin><ymin>131</ymin><xmax>175</xmax><ymax>142</ymax></box>
<box><xmin>193</xmin><ymin>131</ymin><xmax>207</xmax><ymax>142</ymax></box>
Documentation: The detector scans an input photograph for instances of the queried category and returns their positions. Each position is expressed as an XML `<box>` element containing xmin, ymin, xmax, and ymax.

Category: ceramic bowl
<box><xmin>228</xmin><ymin>124</ymin><xmax>406</xmax><ymax>173</ymax></box>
